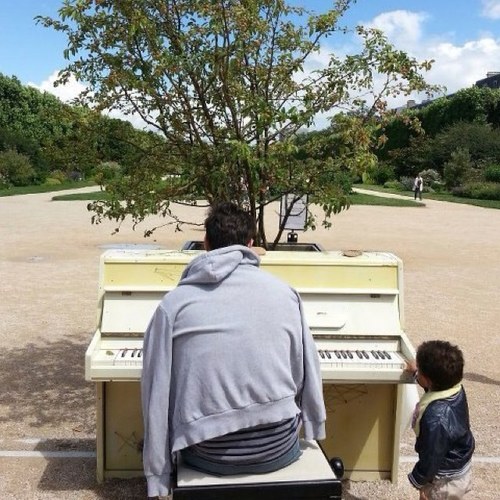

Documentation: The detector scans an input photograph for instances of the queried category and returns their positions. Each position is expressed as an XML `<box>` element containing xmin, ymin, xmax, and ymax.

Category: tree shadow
<box><xmin>37</xmin><ymin>455</ymin><xmax>147</xmax><ymax>498</ymax></box>
<box><xmin>0</xmin><ymin>332</ymin><xmax>94</xmax><ymax>433</ymax></box>
<box><xmin>463</xmin><ymin>371</ymin><xmax>500</xmax><ymax>387</ymax></box>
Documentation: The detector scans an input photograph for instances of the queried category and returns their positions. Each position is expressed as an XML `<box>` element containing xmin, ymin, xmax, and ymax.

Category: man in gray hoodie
<box><xmin>141</xmin><ymin>202</ymin><xmax>326</xmax><ymax>498</ymax></box>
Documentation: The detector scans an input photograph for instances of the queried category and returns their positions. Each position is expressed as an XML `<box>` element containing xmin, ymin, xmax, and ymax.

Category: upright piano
<box><xmin>86</xmin><ymin>248</ymin><xmax>416</xmax><ymax>483</ymax></box>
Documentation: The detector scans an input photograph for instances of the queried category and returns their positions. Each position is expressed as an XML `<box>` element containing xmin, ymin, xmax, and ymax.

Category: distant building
<box><xmin>475</xmin><ymin>71</ymin><xmax>500</xmax><ymax>89</ymax></box>
<box><xmin>394</xmin><ymin>71</ymin><xmax>500</xmax><ymax>112</ymax></box>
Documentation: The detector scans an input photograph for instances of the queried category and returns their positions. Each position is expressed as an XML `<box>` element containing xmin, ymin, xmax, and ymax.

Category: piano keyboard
<box><xmin>318</xmin><ymin>349</ymin><xmax>406</xmax><ymax>369</ymax></box>
<box><xmin>113</xmin><ymin>348</ymin><xmax>143</xmax><ymax>365</ymax></box>
<box><xmin>88</xmin><ymin>344</ymin><xmax>411</xmax><ymax>383</ymax></box>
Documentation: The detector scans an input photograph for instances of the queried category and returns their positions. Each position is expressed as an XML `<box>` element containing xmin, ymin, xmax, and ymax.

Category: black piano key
<box><xmin>341</xmin><ymin>350</ymin><xmax>347</xmax><ymax>359</ymax></box>
<box><xmin>362</xmin><ymin>350</ymin><xmax>369</xmax><ymax>359</ymax></box>
<box><xmin>377</xmin><ymin>350</ymin><xmax>385</xmax><ymax>359</ymax></box>
<box><xmin>334</xmin><ymin>350</ymin><xmax>341</xmax><ymax>359</ymax></box>
<box><xmin>326</xmin><ymin>350</ymin><xmax>331</xmax><ymax>359</ymax></box>
<box><xmin>356</xmin><ymin>350</ymin><xmax>363</xmax><ymax>359</ymax></box>
<box><xmin>371</xmin><ymin>350</ymin><xmax>379</xmax><ymax>359</ymax></box>
<box><xmin>383</xmin><ymin>350</ymin><xmax>392</xmax><ymax>359</ymax></box>
<box><xmin>347</xmin><ymin>351</ymin><xmax>353</xmax><ymax>359</ymax></box>
<box><xmin>121</xmin><ymin>349</ymin><xmax>127</xmax><ymax>357</ymax></box>
<box><xmin>319</xmin><ymin>350</ymin><xmax>325</xmax><ymax>359</ymax></box>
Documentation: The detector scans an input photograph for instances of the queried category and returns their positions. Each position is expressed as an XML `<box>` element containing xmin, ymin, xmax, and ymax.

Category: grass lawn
<box><xmin>0</xmin><ymin>180</ymin><xmax>96</xmax><ymax>197</ymax></box>
<box><xmin>52</xmin><ymin>190</ymin><xmax>108</xmax><ymax>201</ymax></box>
<box><xmin>4</xmin><ymin>182</ymin><xmax>496</xmax><ymax>209</ymax></box>
<box><xmin>355</xmin><ymin>184</ymin><xmax>500</xmax><ymax>209</ymax></box>
<box><xmin>52</xmin><ymin>189</ymin><xmax>422</xmax><ymax>207</ymax></box>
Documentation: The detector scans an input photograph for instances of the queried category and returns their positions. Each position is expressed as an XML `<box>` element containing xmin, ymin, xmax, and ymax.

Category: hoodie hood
<box><xmin>179</xmin><ymin>245</ymin><xmax>260</xmax><ymax>285</ymax></box>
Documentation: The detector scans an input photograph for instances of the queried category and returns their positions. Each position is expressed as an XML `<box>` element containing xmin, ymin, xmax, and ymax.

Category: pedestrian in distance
<box><xmin>414</xmin><ymin>173</ymin><xmax>424</xmax><ymax>200</ymax></box>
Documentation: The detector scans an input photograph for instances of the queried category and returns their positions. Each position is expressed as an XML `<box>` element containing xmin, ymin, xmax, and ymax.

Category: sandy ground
<box><xmin>0</xmin><ymin>188</ymin><xmax>499</xmax><ymax>499</ymax></box>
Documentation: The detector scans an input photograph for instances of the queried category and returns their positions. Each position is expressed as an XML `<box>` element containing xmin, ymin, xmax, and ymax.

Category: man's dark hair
<box><xmin>205</xmin><ymin>202</ymin><xmax>256</xmax><ymax>250</ymax></box>
<box><xmin>416</xmin><ymin>340</ymin><xmax>464</xmax><ymax>391</ymax></box>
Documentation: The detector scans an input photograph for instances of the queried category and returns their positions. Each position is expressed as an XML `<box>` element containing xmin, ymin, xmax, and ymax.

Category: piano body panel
<box><xmin>88</xmin><ymin>249</ymin><xmax>414</xmax><ymax>484</ymax></box>
<box><xmin>321</xmin><ymin>383</ymin><xmax>397</xmax><ymax>481</ymax></box>
<box><xmin>95</xmin><ymin>381</ymin><xmax>144</xmax><ymax>480</ymax></box>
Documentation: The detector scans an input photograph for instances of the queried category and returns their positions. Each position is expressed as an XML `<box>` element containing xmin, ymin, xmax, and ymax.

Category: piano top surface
<box><xmin>98</xmin><ymin>249</ymin><xmax>402</xmax><ymax>292</ymax></box>
<box><xmin>100</xmin><ymin>248</ymin><xmax>401</xmax><ymax>266</ymax></box>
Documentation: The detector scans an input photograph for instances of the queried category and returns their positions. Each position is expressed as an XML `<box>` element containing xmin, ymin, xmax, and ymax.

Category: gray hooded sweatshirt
<box><xmin>141</xmin><ymin>245</ymin><xmax>326</xmax><ymax>497</ymax></box>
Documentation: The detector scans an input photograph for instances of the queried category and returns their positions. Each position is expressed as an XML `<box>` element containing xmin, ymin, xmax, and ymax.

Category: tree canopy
<box><xmin>39</xmin><ymin>0</ymin><xmax>435</xmax><ymax>247</ymax></box>
<box><xmin>0</xmin><ymin>73</ymin><xmax>158</xmax><ymax>186</ymax></box>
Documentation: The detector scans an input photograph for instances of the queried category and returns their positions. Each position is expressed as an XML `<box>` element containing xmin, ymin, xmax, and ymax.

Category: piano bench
<box><xmin>172</xmin><ymin>440</ymin><xmax>342</xmax><ymax>500</ymax></box>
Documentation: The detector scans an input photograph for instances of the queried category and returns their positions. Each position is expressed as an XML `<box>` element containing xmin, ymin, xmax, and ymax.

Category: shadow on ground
<box><xmin>37</xmin><ymin>458</ymin><xmax>360</xmax><ymax>500</ymax></box>
<box><xmin>0</xmin><ymin>333</ymin><xmax>94</xmax><ymax>433</ymax></box>
<box><xmin>37</xmin><ymin>457</ymin><xmax>147</xmax><ymax>498</ymax></box>
<box><xmin>463</xmin><ymin>371</ymin><xmax>500</xmax><ymax>387</ymax></box>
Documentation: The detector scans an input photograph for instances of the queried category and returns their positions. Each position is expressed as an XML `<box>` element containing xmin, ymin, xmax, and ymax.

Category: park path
<box><xmin>0</xmin><ymin>188</ymin><xmax>499</xmax><ymax>499</ymax></box>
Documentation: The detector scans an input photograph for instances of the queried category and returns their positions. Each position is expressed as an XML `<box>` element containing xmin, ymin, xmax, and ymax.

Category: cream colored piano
<box><xmin>86</xmin><ymin>248</ymin><xmax>416</xmax><ymax>483</ymax></box>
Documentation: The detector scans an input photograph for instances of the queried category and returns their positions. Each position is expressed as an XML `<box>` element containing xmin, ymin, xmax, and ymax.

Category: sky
<box><xmin>0</xmin><ymin>0</ymin><xmax>499</xmax><ymax>115</ymax></box>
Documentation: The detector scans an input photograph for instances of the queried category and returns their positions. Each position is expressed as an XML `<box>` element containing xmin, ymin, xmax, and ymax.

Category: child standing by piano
<box><xmin>406</xmin><ymin>340</ymin><xmax>475</xmax><ymax>499</ymax></box>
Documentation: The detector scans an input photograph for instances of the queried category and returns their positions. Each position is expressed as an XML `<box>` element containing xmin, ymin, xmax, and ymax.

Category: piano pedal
<box><xmin>329</xmin><ymin>457</ymin><xmax>345</xmax><ymax>479</ymax></box>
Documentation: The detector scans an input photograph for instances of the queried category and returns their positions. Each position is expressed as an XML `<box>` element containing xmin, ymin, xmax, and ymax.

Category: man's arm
<box><xmin>296</xmin><ymin>294</ymin><xmax>326</xmax><ymax>440</ymax></box>
<box><xmin>141</xmin><ymin>306</ymin><xmax>174</xmax><ymax>497</ymax></box>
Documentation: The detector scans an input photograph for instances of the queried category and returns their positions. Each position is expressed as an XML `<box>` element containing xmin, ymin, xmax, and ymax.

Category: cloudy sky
<box><xmin>0</xmin><ymin>0</ymin><xmax>499</xmax><ymax>114</ymax></box>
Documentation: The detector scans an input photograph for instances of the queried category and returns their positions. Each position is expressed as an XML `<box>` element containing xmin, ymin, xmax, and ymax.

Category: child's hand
<box><xmin>419</xmin><ymin>490</ymin><xmax>429</xmax><ymax>500</ymax></box>
<box><xmin>405</xmin><ymin>359</ymin><xmax>417</xmax><ymax>374</ymax></box>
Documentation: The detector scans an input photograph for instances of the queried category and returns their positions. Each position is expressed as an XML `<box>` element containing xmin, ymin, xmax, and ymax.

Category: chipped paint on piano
<box><xmin>86</xmin><ymin>249</ymin><xmax>416</xmax><ymax>483</ymax></box>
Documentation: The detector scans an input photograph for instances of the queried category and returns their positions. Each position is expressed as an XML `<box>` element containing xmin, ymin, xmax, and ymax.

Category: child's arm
<box><xmin>405</xmin><ymin>359</ymin><xmax>417</xmax><ymax>375</ymax></box>
<box><xmin>405</xmin><ymin>359</ymin><xmax>418</xmax><ymax>383</ymax></box>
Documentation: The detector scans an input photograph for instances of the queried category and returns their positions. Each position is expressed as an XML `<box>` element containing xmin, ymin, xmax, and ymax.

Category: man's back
<box><xmin>157</xmin><ymin>246</ymin><xmax>321</xmax><ymax>450</ymax></box>
<box><xmin>141</xmin><ymin>203</ymin><xmax>325</xmax><ymax>498</ymax></box>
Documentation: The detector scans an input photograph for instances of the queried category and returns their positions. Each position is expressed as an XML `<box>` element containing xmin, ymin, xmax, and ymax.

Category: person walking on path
<box><xmin>414</xmin><ymin>173</ymin><xmax>424</xmax><ymax>200</ymax></box>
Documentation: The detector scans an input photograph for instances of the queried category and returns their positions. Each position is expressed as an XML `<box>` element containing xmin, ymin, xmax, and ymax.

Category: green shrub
<box><xmin>399</xmin><ymin>176</ymin><xmax>415</xmax><ymax>191</ymax></box>
<box><xmin>483</xmin><ymin>164</ymin><xmax>500</xmax><ymax>183</ymax></box>
<box><xmin>367</xmin><ymin>162</ymin><xmax>395</xmax><ymax>185</ymax></box>
<box><xmin>383</xmin><ymin>180</ymin><xmax>404</xmax><ymax>190</ymax></box>
<box><xmin>49</xmin><ymin>169</ymin><xmax>67</xmax><ymax>183</ymax></box>
<box><xmin>94</xmin><ymin>161</ymin><xmax>122</xmax><ymax>183</ymax></box>
<box><xmin>0</xmin><ymin>149</ymin><xmax>35</xmax><ymax>186</ymax></box>
<box><xmin>452</xmin><ymin>181</ymin><xmax>500</xmax><ymax>200</ymax></box>
<box><xmin>361</xmin><ymin>171</ymin><xmax>374</xmax><ymax>184</ymax></box>
<box><xmin>418</xmin><ymin>168</ymin><xmax>444</xmax><ymax>192</ymax></box>
<box><xmin>45</xmin><ymin>178</ymin><xmax>62</xmax><ymax>186</ymax></box>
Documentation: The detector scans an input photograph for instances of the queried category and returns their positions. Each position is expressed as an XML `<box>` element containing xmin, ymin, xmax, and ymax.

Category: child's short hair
<box><xmin>416</xmin><ymin>340</ymin><xmax>464</xmax><ymax>391</ymax></box>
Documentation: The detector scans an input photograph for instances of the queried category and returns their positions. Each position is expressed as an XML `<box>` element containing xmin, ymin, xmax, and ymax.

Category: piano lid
<box><xmin>96</xmin><ymin>249</ymin><xmax>404</xmax><ymax>336</ymax></box>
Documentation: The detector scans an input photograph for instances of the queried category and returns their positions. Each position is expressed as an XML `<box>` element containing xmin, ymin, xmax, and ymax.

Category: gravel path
<box><xmin>0</xmin><ymin>190</ymin><xmax>498</xmax><ymax>499</ymax></box>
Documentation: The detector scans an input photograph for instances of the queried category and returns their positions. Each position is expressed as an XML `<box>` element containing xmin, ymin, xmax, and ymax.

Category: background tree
<box><xmin>39</xmin><ymin>0</ymin><xmax>435</xmax><ymax>247</ymax></box>
<box><xmin>0</xmin><ymin>72</ymin><xmax>158</xmax><ymax>185</ymax></box>
<box><xmin>443</xmin><ymin>148</ymin><xmax>473</xmax><ymax>189</ymax></box>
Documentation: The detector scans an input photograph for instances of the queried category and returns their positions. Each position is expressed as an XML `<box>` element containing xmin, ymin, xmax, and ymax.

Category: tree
<box><xmin>39</xmin><ymin>0</ymin><xmax>435</xmax><ymax>248</ymax></box>
<box><xmin>443</xmin><ymin>148</ymin><xmax>472</xmax><ymax>189</ymax></box>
